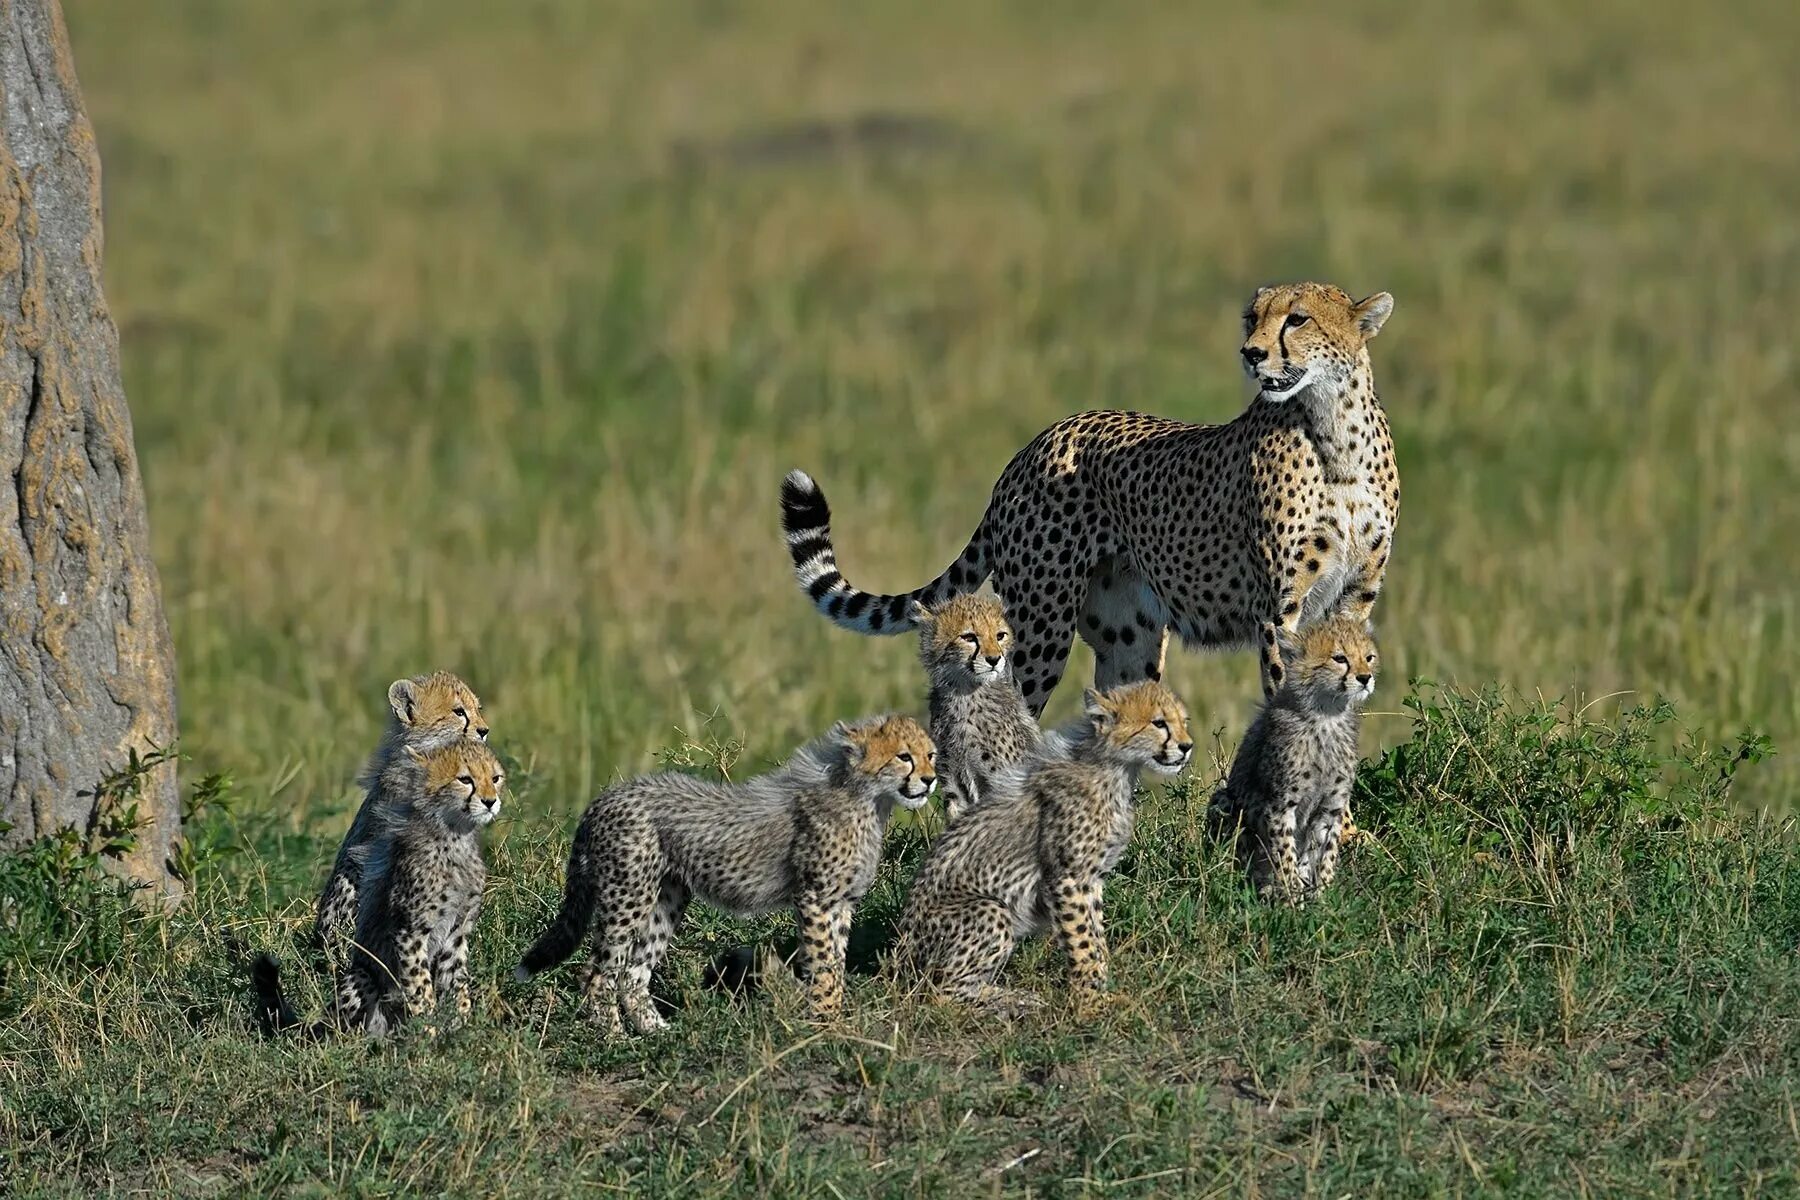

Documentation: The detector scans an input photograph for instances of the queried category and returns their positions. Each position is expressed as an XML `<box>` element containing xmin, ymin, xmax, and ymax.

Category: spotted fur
<box><xmin>913</xmin><ymin>593</ymin><xmax>1040</xmax><ymax>822</ymax></box>
<box><xmin>313</xmin><ymin>671</ymin><xmax>489</xmax><ymax>971</ymax></box>
<box><xmin>262</xmin><ymin>739</ymin><xmax>505</xmax><ymax>1038</ymax></box>
<box><xmin>1208</xmin><ymin>615</ymin><xmax>1377</xmax><ymax>903</ymax></box>
<box><xmin>893</xmin><ymin>681</ymin><xmax>1192</xmax><ymax>1009</ymax></box>
<box><xmin>780</xmin><ymin>282</ymin><xmax>1398</xmax><ymax>714</ymax></box>
<box><xmin>517</xmin><ymin>715</ymin><xmax>937</xmax><ymax>1034</ymax></box>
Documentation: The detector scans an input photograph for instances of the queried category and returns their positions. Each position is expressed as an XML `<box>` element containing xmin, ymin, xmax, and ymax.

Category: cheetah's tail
<box><xmin>515</xmin><ymin>813</ymin><xmax>602</xmax><ymax>981</ymax></box>
<box><xmin>251</xmin><ymin>952</ymin><xmax>332</xmax><ymax>1040</ymax></box>
<box><xmin>780</xmin><ymin>468</ymin><xmax>991</xmax><ymax>635</ymax></box>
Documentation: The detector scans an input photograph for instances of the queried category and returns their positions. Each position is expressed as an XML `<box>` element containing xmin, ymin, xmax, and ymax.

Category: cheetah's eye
<box><xmin>897</xmin><ymin>751</ymin><xmax>913</xmax><ymax>764</ymax></box>
<box><xmin>1285</xmin><ymin>313</ymin><xmax>1310</xmax><ymax>329</ymax></box>
<box><xmin>454</xmin><ymin>706</ymin><xmax>467</xmax><ymax>718</ymax></box>
<box><xmin>457</xmin><ymin>774</ymin><xmax>474</xmax><ymax>786</ymax></box>
<box><xmin>1151</xmin><ymin>717</ymin><xmax>1167</xmax><ymax>730</ymax></box>
<box><xmin>960</xmin><ymin>633</ymin><xmax>979</xmax><ymax>645</ymax></box>
<box><xmin>1332</xmin><ymin>653</ymin><xmax>1349</xmax><ymax>665</ymax></box>
<box><xmin>996</xmin><ymin>630</ymin><xmax>1008</xmax><ymax>641</ymax></box>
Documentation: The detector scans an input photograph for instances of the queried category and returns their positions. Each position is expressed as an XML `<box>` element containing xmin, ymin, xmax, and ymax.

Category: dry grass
<box><xmin>76</xmin><ymin>1</ymin><xmax>1798</xmax><ymax>820</ymax></box>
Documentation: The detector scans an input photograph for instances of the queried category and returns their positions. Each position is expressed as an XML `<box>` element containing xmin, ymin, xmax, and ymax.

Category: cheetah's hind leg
<box><xmin>622</xmin><ymin>877</ymin><xmax>689</xmax><ymax>1034</ymax></box>
<box><xmin>930</xmin><ymin>897</ymin><xmax>1027</xmax><ymax>1009</ymax></box>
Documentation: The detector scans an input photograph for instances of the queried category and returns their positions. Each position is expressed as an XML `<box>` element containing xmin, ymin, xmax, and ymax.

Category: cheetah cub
<box><xmin>258</xmin><ymin>738</ymin><xmax>505</xmax><ymax>1037</ymax></box>
<box><xmin>913</xmin><ymin>593</ymin><xmax>1040</xmax><ymax>822</ymax></box>
<box><xmin>517</xmin><ymin>715</ymin><xmax>936</xmax><ymax>1035</ymax></box>
<box><xmin>894</xmin><ymin>680</ymin><xmax>1192</xmax><ymax>1009</ymax></box>
<box><xmin>314</xmin><ymin>671</ymin><xmax>489</xmax><ymax>969</ymax></box>
<box><xmin>1208</xmin><ymin>615</ymin><xmax>1377</xmax><ymax>903</ymax></box>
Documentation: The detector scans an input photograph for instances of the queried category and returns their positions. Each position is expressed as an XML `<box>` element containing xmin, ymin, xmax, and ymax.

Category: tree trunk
<box><xmin>0</xmin><ymin>0</ymin><xmax>180</xmax><ymax>899</ymax></box>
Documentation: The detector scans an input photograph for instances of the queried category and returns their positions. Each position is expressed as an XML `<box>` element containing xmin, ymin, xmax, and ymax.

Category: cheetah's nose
<box><xmin>1356</xmin><ymin>674</ymin><xmax>1372</xmax><ymax>686</ymax></box>
<box><xmin>985</xmin><ymin>655</ymin><xmax>1003</xmax><ymax>668</ymax></box>
<box><xmin>481</xmin><ymin>795</ymin><xmax>499</xmax><ymax>811</ymax></box>
<box><xmin>1177</xmin><ymin>741</ymin><xmax>1194</xmax><ymax>755</ymax></box>
<box><xmin>475</xmin><ymin>725</ymin><xmax>490</xmax><ymax>740</ymax></box>
<box><xmin>1241</xmin><ymin>345</ymin><xmax>1267</xmax><ymax>366</ymax></box>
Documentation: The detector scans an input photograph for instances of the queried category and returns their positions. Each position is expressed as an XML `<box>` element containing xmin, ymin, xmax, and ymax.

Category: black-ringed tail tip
<box><xmin>779</xmin><ymin>468</ymin><xmax>988</xmax><ymax>635</ymax></box>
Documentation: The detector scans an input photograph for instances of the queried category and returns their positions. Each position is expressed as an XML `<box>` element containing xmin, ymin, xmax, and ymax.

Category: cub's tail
<box><xmin>515</xmin><ymin>810</ymin><xmax>604</xmax><ymax>981</ymax></box>
<box><xmin>780</xmin><ymin>469</ymin><xmax>991</xmax><ymax>635</ymax></box>
<box><xmin>251</xmin><ymin>952</ymin><xmax>326</xmax><ymax>1039</ymax></box>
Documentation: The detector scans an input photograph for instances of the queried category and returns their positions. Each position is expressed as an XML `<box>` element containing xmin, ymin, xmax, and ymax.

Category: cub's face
<box><xmin>1085</xmin><ymin>681</ymin><xmax>1194</xmax><ymax>776</ymax></box>
<box><xmin>842</xmin><ymin>715</ymin><xmax>938</xmax><ymax>809</ymax></box>
<box><xmin>1285</xmin><ymin>617</ymin><xmax>1379</xmax><ymax>709</ymax></box>
<box><xmin>1240</xmin><ymin>282</ymin><xmax>1393</xmax><ymax>402</ymax></box>
<box><xmin>409</xmin><ymin>740</ymin><xmax>505</xmax><ymax>829</ymax></box>
<box><xmin>913</xmin><ymin>594</ymin><xmax>1012</xmax><ymax>685</ymax></box>
<box><xmin>389</xmin><ymin>671</ymin><xmax>489</xmax><ymax>748</ymax></box>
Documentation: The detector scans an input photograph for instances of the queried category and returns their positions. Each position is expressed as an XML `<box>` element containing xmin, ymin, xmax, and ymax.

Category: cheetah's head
<box><xmin>835</xmin><ymin>714</ymin><xmax>938</xmax><ymax>809</ymax></box>
<box><xmin>388</xmin><ymin>670</ymin><xmax>489</xmax><ymax>748</ymax></box>
<box><xmin>406</xmin><ymin>739</ymin><xmax>506</xmax><ymax>830</ymax></box>
<box><xmin>912</xmin><ymin>593</ymin><xmax>1013</xmax><ymax>686</ymax></box>
<box><xmin>1240</xmin><ymin>282</ymin><xmax>1393</xmax><ymax>402</ymax></box>
<box><xmin>1280</xmin><ymin>616</ymin><xmax>1379</xmax><ymax>711</ymax></box>
<box><xmin>1084</xmin><ymin>680</ymin><xmax>1194</xmax><ymax>776</ymax></box>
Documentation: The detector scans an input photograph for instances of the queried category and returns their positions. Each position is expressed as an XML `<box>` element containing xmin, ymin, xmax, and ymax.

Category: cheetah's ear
<box><xmin>1352</xmin><ymin>292</ymin><xmax>1394</xmax><ymax>340</ymax></box>
<box><xmin>908</xmin><ymin>600</ymin><xmax>933</xmax><ymax>628</ymax></box>
<box><xmin>828</xmin><ymin>719</ymin><xmax>862</xmax><ymax>748</ymax></box>
<box><xmin>1083</xmin><ymin>689</ymin><xmax>1115</xmax><ymax>725</ymax></box>
<box><xmin>388</xmin><ymin>678</ymin><xmax>419</xmax><ymax>725</ymax></box>
<box><xmin>1274</xmin><ymin>626</ymin><xmax>1304</xmax><ymax>664</ymax></box>
<box><xmin>402</xmin><ymin>745</ymin><xmax>427</xmax><ymax>766</ymax></box>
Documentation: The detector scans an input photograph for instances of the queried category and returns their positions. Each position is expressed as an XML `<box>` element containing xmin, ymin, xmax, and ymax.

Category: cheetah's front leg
<box><xmin>1327</xmin><ymin>533</ymin><xmax>1388</xmax><ymax>848</ymax></box>
<box><xmin>434</xmin><ymin>907</ymin><xmax>479</xmax><ymax>1026</ymax></box>
<box><xmin>795</xmin><ymin>893</ymin><xmax>847</xmax><ymax>1017</ymax></box>
<box><xmin>1050</xmin><ymin>874</ymin><xmax>1109</xmax><ymax>1003</ymax></box>
<box><xmin>1301</xmin><ymin>768</ymin><xmax>1355</xmax><ymax>892</ymax></box>
<box><xmin>1249</xmin><ymin>798</ymin><xmax>1303</xmax><ymax>905</ymax></box>
<box><xmin>1258</xmin><ymin>529</ymin><xmax>1340</xmax><ymax>698</ymax></box>
<box><xmin>394</xmin><ymin>926</ymin><xmax>436</xmax><ymax>1021</ymax></box>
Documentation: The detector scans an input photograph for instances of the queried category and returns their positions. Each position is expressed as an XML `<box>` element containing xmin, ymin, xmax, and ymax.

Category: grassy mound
<box><xmin>3</xmin><ymin>688</ymin><xmax>1789</xmax><ymax>1195</ymax></box>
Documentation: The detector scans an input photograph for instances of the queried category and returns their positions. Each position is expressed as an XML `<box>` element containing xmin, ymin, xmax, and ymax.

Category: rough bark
<box><xmin>0</xmin><ymin>0</ymin><xmax>180</xmax><ymax>898</ymax></box>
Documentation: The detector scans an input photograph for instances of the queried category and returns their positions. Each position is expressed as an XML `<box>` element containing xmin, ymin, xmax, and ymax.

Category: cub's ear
<box><xmin>1083</xmin><ymin>689</ymin><xmax>1115</xmax><ymax>724</ymax></box>
<box><xmin>909</xmin><ymin>600</ymin><xmax>933</xmax><ymax>627</ymax></box>
<box><xmin>1352</xmin><ymin>291</ymin><xmax>1394</xmax><ymax>340</ymax></box>
<box><xmin>402</xmin><ymin>745</ymin><xmax>428</xmax><ymax>766</ymax></box>
<box><xmin>828</xmin><ymin>719</ymin><xmax>862</xmax><ymax>747</ymax></box>
<box><xmin>1274</xmin><ymin>626</ymin><xmax>1304</xmax><ymax>664</ymax></box>
<box><xmin>388</xmin><ymin>678</ymin><xmax>419</xmax><ymax>725</ymax></box>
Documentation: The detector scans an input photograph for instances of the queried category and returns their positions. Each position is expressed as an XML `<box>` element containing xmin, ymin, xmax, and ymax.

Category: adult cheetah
<box><xmin>780</xmin><ymin>281</ymin><xmax>1399</xmax><ymax>711</ymax></box>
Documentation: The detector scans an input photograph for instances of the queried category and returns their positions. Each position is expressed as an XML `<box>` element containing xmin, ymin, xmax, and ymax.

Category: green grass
<box><xmin>4</xmin><ymin>0</ymin><xmax>1797</xmax><ymax>1192</ymax></box>
<box><xmin>3</xmin><ymin>689</ymin><xmax>1792</xmax><ymax>1194</ymax></box>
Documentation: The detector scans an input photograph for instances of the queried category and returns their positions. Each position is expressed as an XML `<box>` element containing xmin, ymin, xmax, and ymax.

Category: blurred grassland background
<box><xmin>74</xmin><ymin>0</ymin><xmax>1798</xmax><ymax>844</ymax></box>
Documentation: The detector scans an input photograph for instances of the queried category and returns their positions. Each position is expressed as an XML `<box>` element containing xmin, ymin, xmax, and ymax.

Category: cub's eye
<box><xmin>1366</xmin><ymin>654</ymin><xmax>1376</xmax><ymax>663</ymax></box>
<box><xmin>1151</xmin><ymin>717</ymin><xmax>1168</xmax><ymax>730</ymax></box>
<box><xmin>454</xmin><ymin>706</ymin><xmax>467</xmax><ymax>717</ymax></box>
<box><xmin>457</xmin><ymin>774</ymin><xmax>474</xmax><ymax>786</ymax></box>
<box><xmin>960</xmin><ymin>632</ymin><xmax>980</xmax><ymax>644</ymax></box>
<box><xmin>897</xmin><ymin>751</ymin><xmax>913</xmax><ymax>764</ymax></box>
<box><xmin>1284</xmin><ymin>313</ymin><xmax>1309</xmax><ymax>329</ymax></box>
<box><xmin>996</xmin><ymin>630</ymin><xmax>1008</xmax><ymax>641</ymax></box>
<box><xmin>1332</xmin><ymin>653</ymin><xmax>1349</xmax><ymax>664</ymax></box>
<box><xmin>493</xmin><ymin>774</ymin><xmax>505</xmax><ymax>786</ymax></box>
